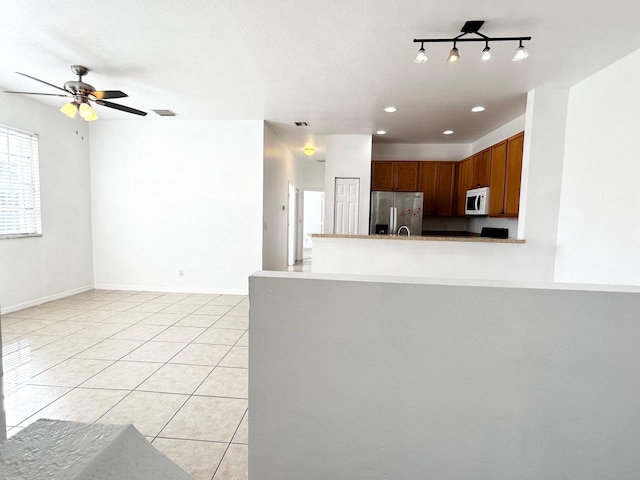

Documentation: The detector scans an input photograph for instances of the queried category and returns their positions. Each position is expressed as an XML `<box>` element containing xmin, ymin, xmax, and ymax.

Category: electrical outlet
<box><xmin>179</xmin><ymin>269</ymin><xmax>184</xmax><ymax>277</ymax></box>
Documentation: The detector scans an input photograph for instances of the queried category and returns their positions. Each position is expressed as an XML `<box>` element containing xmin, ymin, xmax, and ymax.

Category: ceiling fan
<box><xmin>3</xmin><ymin>65</ymin><xmax>147</xmax><ymax>121</ymax></box>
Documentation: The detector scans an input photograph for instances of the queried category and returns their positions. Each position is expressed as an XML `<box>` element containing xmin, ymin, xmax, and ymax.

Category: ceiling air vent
<box><xmin>294</xmin><ymin>121</ymin><xmax>309</xmax><ymax>127</ymax></box>
<box><xmin>152</xmin><ymin>109</ymin><xmax>178</xmax><ymax>117</ymax></box>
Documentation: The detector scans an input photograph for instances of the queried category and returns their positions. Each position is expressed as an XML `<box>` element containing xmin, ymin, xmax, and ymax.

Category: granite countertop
<box><xmin>311</xmin><ymin>233</ymin><xmax>525</xmax><ymax>244</ymax></box>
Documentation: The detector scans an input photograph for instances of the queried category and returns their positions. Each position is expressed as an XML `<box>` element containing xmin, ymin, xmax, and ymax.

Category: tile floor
<box><xmin>1</xmin><ymin>289</ymin><xmax>248</xmax><ymax>480</ymax></box>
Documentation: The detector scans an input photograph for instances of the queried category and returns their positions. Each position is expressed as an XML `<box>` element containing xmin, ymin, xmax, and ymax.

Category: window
<box><xmin>0</xmin><ymin>124</ymin><xmax>41</xmax><ymax>238</ymax></box>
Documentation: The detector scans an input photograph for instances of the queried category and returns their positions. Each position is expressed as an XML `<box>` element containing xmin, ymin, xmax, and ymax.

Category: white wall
<box><xmin>263</xmin><ymin>123</ymin><xmax>299</xmax><ymax>271</ymax></box>
<box><xmin>90</xmin><ymin>119</ymin><xmax>263</xmax><ymax>295</ymax></box>
<box><xmin>297</xmin><ymin>161</ymin><xmax>324</xmax><ymax>190</ymax></box>
<box><xmin>0</xmin><ymin>94</ymin><xmax>94</xmax><ymax>313</ymax></box>
<box><xmin>555</xmin><ymin>48</ymin><xmax>640</xmax><ymax>285</ymax></box>
<box><xmin>324</xmin><ymin>135</ymin><xmax>372</xmax><ymax>234</ymax></box>
<box><xmin>250</xmin><ymin>272</ymin><xmax>640</xmax><ymax>480</ymax></box>
<box><xmin>470</xmin><ymin>114</ymin><xmax>526</xmax><ymax>153</ymax></box>
<box><xmin>372</xmin><ymin>142</ymin><xmax>469</xmax><ymax>161</ymax></box>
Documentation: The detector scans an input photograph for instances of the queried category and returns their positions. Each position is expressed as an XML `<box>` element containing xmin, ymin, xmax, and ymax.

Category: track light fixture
<box><xmin>413</xmin><ymin>20</ymin><xmax>531</xmax><ymax>63</ymax></box>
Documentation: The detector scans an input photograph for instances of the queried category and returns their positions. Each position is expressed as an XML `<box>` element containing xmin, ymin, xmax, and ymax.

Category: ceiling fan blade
<box><xmin>3</xmin><ymin>90</ymin><xmax>71</xmax><ymax>97</ymax></box>
<box><xmin>95</xmin><ymin>100</ymin><xmax>147</xmax><ymax>116</ymax></box>
<box><xmin>90</xmin><ymin>90</ymin><xmax>128</xmax><ymax>100</ymax></box>
<box><xmin>16</xmin><ymin>72</ymin><xmax>70</xmax><ymax>94</ymax></box>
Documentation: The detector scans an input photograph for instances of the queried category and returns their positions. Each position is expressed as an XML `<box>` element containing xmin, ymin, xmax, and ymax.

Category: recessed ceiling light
<box><xmin>376</xmin><ymin>130</ymin><xmax>387</xmax><ymax>135</ymax></box>
<box><xmin>443</xmin><ymin>130</ymin><xmax>454</xmax><ymax>135</ymax></box>
<box><xmin>383</xmin><ymin>106</ymin><xmax>398</xmax><ymax>113</ymax></box>
<box><xmin>471</xmin><ymin>106</ymin><xmax>486</xmax><ymax>112</ymax></box>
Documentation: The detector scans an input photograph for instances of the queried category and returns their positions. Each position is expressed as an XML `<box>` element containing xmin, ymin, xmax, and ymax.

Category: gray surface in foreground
<box><xmin>0</xmin><ymin>419</ymin><xmax>193</xmax><ymax>480</ymax></box>
<box><xmin>249</xmin><ymin>274</ymin><xmax>640</xmax><ymax>480</ymax></box>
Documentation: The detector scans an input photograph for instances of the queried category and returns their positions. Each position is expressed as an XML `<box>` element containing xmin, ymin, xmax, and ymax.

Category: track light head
<box><xmin>512</xmin><ymin>40</ymin><xmax>529</xmax><ymax>61</ymax></box>
<box><xmin>414</xmin><ymin>43</ymin><xmax>428</xmax><ymax>63</ymax></box>
<box><xmin>482</xmin><ymin>43</ymin><xmax>491</xmax><ymax>61</ymax></box>
<box><xmin>447</xmin><ymin>43</ymin><xmax>460</xmax><ymax>62</ymax></box>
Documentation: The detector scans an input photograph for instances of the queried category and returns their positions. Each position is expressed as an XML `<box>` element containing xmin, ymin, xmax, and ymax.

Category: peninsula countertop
<box><xmin>311</xmin><ymin>234</ymin><xmax>525</xmax><ymax>244</ymax></box>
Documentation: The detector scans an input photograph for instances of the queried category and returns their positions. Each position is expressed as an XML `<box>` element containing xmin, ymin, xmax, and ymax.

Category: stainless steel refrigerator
<box><xmin>369</xmin><ymin>191</ymin><xmax>423</xmax><ymax>235</ymax></box>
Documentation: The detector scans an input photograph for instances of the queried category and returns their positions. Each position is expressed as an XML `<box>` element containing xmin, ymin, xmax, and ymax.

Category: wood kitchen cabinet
<box><xmin>371</xmin><ymin>161</ymin><xmax>394</xmax><ymax>190</ymax></box>
<box><xmin>371</xmin><ymin>161</ymin><xmax>419</xmax><ymax>191</ymax></box>
<box><xmin>419</xmin><ymin>162</ymin><xmax>455</xmax><ymax>216</ymax></box>
<box><xmin>435</xmin><ymin>162</ymin><xmax>455</xmax><ymax>216</ymax></box>
<box><xmin>418</xmin><ymin>162</ymin><xmax>438</xmax><ymax>214</ymax></box>
<box><xmin>472</xmin><ymin>148</ymin><xmax>491</xmax><ymax>188</ymax></box>
<box><xmin>489</xmin><ymin>140</ymin><xmax>507</xmax><ymax>216</ymax></box>
<box><xmin>489</xmin><ymin>132</ymin><xmax>524</xmax><ymax>217</ymax></box>
<box><xmin>455</xmin><ymin>157</ymin><xmax>473</xmax><ymax>216</ymax></box>
<box><xmin>503</xmin><ymin>132</ymin><xmax>524</xmax><ymax>217</ymax></box>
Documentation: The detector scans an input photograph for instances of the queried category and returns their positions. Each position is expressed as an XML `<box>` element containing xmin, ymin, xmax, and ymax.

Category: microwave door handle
<box><xmin>476</xmin><ymin>195</ymin><xmax>481</xmax><ymax>212</ymax></box>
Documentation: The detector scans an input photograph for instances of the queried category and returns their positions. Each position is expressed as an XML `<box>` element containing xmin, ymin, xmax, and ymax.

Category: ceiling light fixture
<box><xmin>447</xmin><ymin>42</ymin><xmax>460</xmax><ymax>62</ymax></box>
<box><xmin>443</xmin><ymin>130</ymin><xmax>454</xmax><ymax>135</ymax></box>
<box><xmin>414</xmin><ymin>42</ymin><xmax>428</xmax><ymax>63</ymax></box>
<box><xmin>78</xmin><ymin>102</ymin><xmax>98</xmax><ymax>121</ymax></box>
<box><xmin>512</xmin><ymin>40</ymin><xmax>529</xmax><ymax>61</ymax></box>
<box><xmin>482</xmin><ymin>42</ymin><xmax>491</xmax><ymax>61</ymax></box>
<box><xmin>60</xmin><ymin>99</ymin><xmax>99</xmax><ymax>121</ymax></box>
<box><xmin>376</xmin><ymin>130</ymin><xmax>387</xmax><ymax>135</ymax></box>
<box><xmin>471</xmin><ymin>105</ymin><xmax>486</xmax><ymax>112</ymax></box>
<box><xmin>383</xmin><ymin>106</ymin><xmax>398</xmax><ymax>113</ymax></box>
<box><xmin>60</xmin><ymin>102</ymin><xmax>78</xmax><ymax>119</ymax></box>
<box><xmin>303</xmin><ymin>147</ymin><xmax>316</xmax><ymax>156</ymax></box>
<box><xmin>413</xmin><ymin>20</ymin><xmax>531</xmax><ymax>63</ymax></box>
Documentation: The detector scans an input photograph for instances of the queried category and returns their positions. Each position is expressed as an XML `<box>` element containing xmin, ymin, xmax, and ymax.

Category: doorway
<box><xmin>287</xmin><ymin>183</ymin><xmax>298</xmax><ymax>267</ymax></box>
<box><xmin>303</xmin><ymin>190</ymin><xmax>324</xmax><ymax>252</ymax></box>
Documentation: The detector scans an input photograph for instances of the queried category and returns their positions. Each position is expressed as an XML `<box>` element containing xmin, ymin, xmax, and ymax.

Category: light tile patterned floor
<box><xmin>1</xmin><ymin>290</ymin><xmax>248</xmax><ymax>480</ymax></box>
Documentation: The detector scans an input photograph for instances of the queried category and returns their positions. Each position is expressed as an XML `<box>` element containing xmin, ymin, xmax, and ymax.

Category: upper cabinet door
<box><xmin>371</xmin><ymin>161</ymin><xmax>394</xmax><ymax>191</ymax></box>
<box><xmin>435</xmin><ymin>162</ymin><xmax>455</xmax><ymax>216</ymax></box>
<box><xmin>418</xmin><ymin>162</ymin><xmax>438</xmax><ymax>215</ymax></box>
<box><xmin>472</xmin><ymin>148</ymin><xmax>491</xmax><ymax>188</ymax></box>
<box><xmin>371</xmin><ymin>161</ymin><xmax>419</xmax><ymax>191</ymax></box>
<box><xmin>489</xmin><ymin>140</ymin><xmax>507</xmax><ymax>216</ymax></box>
<box><xmin>394</xmin><ymin>161</ymin><xmax>419</xmax><ymax>191</ymax></box>
<box><xmin>504</xmin><ymin>132</ymin><xmax>525</xmax><ymax>217</ymax></box>
<box><xmin>456</xmin><ymin>158</ymin><xmax>473</xmax><ymax>216</ymax></box>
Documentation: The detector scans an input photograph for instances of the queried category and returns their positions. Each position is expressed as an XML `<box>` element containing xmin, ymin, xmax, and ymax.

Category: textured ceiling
<box><xmin>2</xmin><ymin>1</ymin><xmax>640</xmax><ymax>162</ymax></box>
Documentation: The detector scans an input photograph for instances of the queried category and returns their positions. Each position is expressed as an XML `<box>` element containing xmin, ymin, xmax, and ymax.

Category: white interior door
<box><xmin>334</xmin><ymin>178</ymin><xmax>359</xmax><ymax>235</ymax></box>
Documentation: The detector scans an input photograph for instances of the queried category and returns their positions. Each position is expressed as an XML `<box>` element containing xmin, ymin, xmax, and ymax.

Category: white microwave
<box><xmin>465</xmin><ymin>187</ymin><xmax>490</xmax><ymax>215</ymax></box>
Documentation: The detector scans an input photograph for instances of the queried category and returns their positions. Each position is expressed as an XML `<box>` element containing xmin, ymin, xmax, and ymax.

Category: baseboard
<box><xmin>1</xmin><ymin>285</ymin><xmax>95</xmax><ymax>315</ymax></box>
<box><xmin>93</xmin><ymin>284</ymin><xmax>248</xmax><ymax>296</ymax></box>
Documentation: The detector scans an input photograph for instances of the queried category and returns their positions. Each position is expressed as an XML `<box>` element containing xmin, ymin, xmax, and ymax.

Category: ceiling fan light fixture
<box><xmin>79</xmin><ymin>102</ymin><xmax>98</xmax><ymax>122</ymax></box>
<box><xmin>512</xmin><ymin>41</ymin><xmax>529</xmax><ymax>61</ymax></box>
<box><xmin>60</xmin><ymin>102</ymin><xmax>78</xmax><ymax>119</ymax></box>
<box><xmin>447</xmin><ymin>43</ymin><xmax>460</xmax><ymax>63</ymax></box>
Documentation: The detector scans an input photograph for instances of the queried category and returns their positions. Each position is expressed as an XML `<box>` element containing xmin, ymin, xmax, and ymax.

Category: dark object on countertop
<box><xmin>375</xmin><ymin>224</ymin><xmax>389</xmax><ymax>234</ymax></box>
<box><xmin>481</xmin><ymin>227</ymin><xmax>509</xmax><ymax>239</ymax></box>
<box><xmin>421</xmin><ymin>230</ymin><xmax>475</xmax><ymax>237</ymax></box>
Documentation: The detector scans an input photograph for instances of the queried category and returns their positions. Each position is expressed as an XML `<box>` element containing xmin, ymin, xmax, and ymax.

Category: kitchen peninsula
<box><xmin>310</xmin><ymin>233</ymin><xmax>531</xmax><ymax>281</ymax></box>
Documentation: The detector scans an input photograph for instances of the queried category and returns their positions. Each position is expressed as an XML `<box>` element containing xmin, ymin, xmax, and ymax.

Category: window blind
<box><xmin>0</xmin><ymin>124</ymin><xmax>42</xmax><ymax>237</ymax></box>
